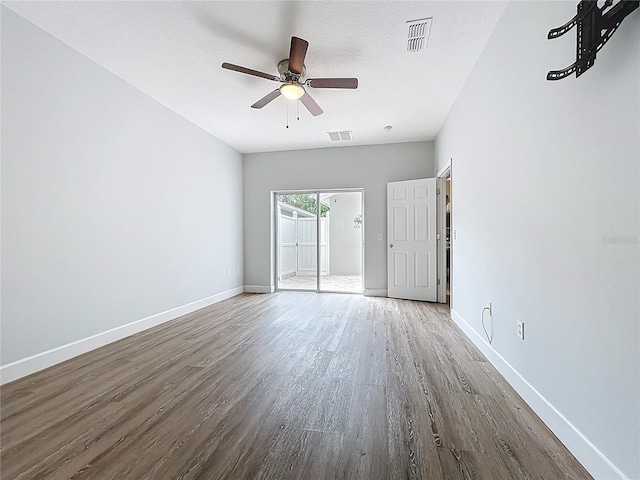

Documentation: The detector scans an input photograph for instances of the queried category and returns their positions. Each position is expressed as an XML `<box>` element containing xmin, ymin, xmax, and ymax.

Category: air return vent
<box><xmin>406</xmin><ymin>18</ymin><xmax>432</xmax><ymax>52</ymax></box>
<box><xmin>327</xmin><ymin>130</ymin><xmax>353</xmax><ymax>142</ymax></box>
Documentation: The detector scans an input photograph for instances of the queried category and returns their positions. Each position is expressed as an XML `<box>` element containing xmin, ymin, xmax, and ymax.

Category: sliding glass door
<box><xmin>275</xmin><ymin>189</ymin><xmax>363</xmax><ymax>294</ymax></box>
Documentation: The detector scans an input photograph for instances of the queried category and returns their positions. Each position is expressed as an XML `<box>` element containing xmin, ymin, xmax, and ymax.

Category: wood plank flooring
<box><xmin>0</xmin><ymin>292</ymin><xmax>592</xmax><ymax>479</ymax></box>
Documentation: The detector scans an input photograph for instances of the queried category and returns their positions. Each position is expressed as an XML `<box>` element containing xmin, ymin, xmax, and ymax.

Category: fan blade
<box><xmin>251</xmin><ymin>89</ymin><xmax>281</xmax><ymax>109</ymax></box>
<box><xmin>222</xmin><ymin>63</ymin><xmax>280</xmax><ymax>82</ymax></box>
<box><xmin>299</xmin><ymin>91</ymin><xmax>323</xmax><ymax>116</ymax></box>
<box><xmin>288</xmin><ymin>37</ymin><xmax>309</xmax><ymax>75</ymax></box>
<box><xmin>307</xmin><ymin>78</ymin><xmax>358</xmax><ymax>89</ymax></box>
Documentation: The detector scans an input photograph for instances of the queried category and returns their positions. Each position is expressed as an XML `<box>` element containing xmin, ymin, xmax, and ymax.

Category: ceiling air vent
<box><xmin>327</xmin><ymin>130</ymin><xmax>353</xmax><ymax>142</ymax></box>
<box><xmin>406</xmin><ymin>18</ymin><xmax>432</xmax><ymax>52</ymax></box>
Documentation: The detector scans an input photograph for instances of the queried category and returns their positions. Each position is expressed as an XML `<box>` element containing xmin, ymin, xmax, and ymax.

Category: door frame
<box><xmin>436</xmin><ymin>159</ymin><xmax>452</xmax><ymax>304</ymax></box>
<box><xmin>273</xmin><ymin>188</ymin><xmax>365</xmax><ymax>294</ymax></box>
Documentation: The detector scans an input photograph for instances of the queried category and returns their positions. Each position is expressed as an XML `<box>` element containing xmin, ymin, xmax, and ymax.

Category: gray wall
<box><xmin>243</xmin><ymin>142</ymin><xmax>434</xmax><ymax>291</ymax></box>
<box><xmin>435</xmin><ymin>2</ymin><xmax>639</xmax><ymax>478</ymax></box>
<box><xmin>1</xmin><ymin>8</ymin><xmax>244</xmax><ymax>366</ymax></box>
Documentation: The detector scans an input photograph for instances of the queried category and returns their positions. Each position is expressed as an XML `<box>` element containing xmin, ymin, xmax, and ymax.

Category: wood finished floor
<box><xmin>1</xmin><ymin>293</ymin><xmax>591</xmax><ymax>480</ymax></box>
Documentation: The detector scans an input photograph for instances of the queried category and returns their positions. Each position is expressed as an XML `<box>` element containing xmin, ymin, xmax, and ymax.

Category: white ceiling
<box><xmin>3</xmin><ymin>1</ymin><xmax>508</xmax><ymax>154</ymax></box>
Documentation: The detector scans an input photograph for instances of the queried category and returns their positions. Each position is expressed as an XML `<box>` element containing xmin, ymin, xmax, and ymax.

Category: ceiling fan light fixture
<box><xmin>280</xmin><ymin>82</ymin><xmax>305</xmax><ymax>100</ymax></box>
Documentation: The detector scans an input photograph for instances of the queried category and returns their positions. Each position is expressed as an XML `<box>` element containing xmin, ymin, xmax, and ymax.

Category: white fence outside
<box><xmin>278</xmin><ymin>209</ymin><xmax>329</xmax><ymax>279</ymax></box>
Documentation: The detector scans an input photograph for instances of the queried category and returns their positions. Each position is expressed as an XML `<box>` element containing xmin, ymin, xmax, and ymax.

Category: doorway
<box><xmin>436</xmin><ymin>160</ymin><xmax>452</xmax><ymax>305</ymax></box>
<box><xmin>275</xmin><ymin>189</ymin><xmax>364</xmax><ymax>294</ymax></box>
<box><xmin>445</xmin><ymin>178</ymin><xmax>451</xmax><ymax>303</ymax></box>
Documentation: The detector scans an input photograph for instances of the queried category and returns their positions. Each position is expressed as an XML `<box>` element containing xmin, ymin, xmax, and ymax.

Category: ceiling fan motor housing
<box><xmin>278</xmin><ymin>59</ymin><xmax>306</xmax><ymax>82</ymax></box>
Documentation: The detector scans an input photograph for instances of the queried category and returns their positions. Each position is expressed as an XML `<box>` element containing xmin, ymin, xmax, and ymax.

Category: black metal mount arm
<box><xmin>547</xmin><ymin>0</ymin><xmax>639</xmax><ymax>81</ymax></box>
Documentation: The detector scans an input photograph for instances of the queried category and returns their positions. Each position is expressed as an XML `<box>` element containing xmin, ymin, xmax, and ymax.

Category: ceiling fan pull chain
<box><xmin>297</xmin><ymin>98</ymin><xmax>300</xmax><ymax>121</ymax></box>
<box><xmin>286</xmin><ymin>106</ymin><xmax>289</xmax><ymax>129</ymax></box>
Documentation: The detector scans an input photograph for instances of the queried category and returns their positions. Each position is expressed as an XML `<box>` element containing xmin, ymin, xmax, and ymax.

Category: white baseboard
<box><xmin>244</xmin><ymin>285</ymin><xmax>274</xmax><ymax>294</ymax></box>
<box><xmin>364</xmin><ymin>288</ymin><xmax>388</xmax><ymax>297</ymax></box>
<box><xmin>0</xmin><ymin>287</ymin><xmax>244</xmax><ymax>386</ymax></box>
<box><xmin>450</xmin><ymin>309</ymin><xmax>629</xmax><ymax>480</ymax></box>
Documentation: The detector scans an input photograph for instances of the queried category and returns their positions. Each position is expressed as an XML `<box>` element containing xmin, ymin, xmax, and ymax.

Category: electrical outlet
<box><xmin>517</xmin><ymin>320</ymin><xmax>525</xmax><ymax>340</ymax></box>
<box><xmin>487</xmin><ymin>302</ymin><xmax>493</xmax><ymax>316</ymax></box>
<box><xmin>236</xmin><ymin>267</ymin><xmax>240</xmax><ymax>275</ymax></box>
<box><xmin>377</xmin><ymin>232</ymin><xmax>383</xmax><ymax>241</ymax></box>
<box><xmin>226</xmin><ymin>268</ymin><xmax>230</xmax><ymax>276</ymax></box>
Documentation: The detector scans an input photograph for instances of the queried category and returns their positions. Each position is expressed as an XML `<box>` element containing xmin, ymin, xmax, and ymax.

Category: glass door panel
<box><xmin>319</xmin><ymin>191</ymin><xmax>364</xmax><ymax>293</ymax></box>
<box><xmin>276</xmin><ymin>193</ymin><xmax>318</xmax><ymax>291</ymax></box>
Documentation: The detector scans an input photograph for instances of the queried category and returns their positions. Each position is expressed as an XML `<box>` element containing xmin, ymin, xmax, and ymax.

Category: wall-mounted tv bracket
<box><xmin>547</xmin><ymin>0</ymin><xmax>638</xmax><ymax>80</ymax></box>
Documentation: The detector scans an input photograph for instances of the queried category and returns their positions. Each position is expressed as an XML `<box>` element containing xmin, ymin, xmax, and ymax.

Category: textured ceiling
<box><xmin>3</xmin><ymin>1</ymin><xmax>508</xmax><ymax>154</ymax></box>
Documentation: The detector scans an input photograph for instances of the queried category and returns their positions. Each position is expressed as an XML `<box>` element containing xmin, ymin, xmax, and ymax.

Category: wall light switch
<box><xmin>377</xmin><ymin>232</ymin><xmax>383</xmax><ymax>241</ymax></box>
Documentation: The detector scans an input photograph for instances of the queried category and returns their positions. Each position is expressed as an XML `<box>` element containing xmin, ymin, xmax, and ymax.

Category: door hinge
<box><xmin>437</xmin><ymin>279</ymin><xmax>441</xmax><ymax>286</ymax></box>
<box><xmin>436</xmin><ymin>233</ymin><xmax>441</xmax><ymax>240</ymax></box>
<box><xmin>436</xmin><ymin>188</ymin><xmax>441</xmax><ymax>195</ymax></box>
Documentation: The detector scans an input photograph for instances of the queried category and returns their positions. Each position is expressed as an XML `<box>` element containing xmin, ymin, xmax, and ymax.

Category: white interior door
<box><xmin>387</xmin><ymin>178</ymin><xmax>437</xmax><ymax>301</ymax></box>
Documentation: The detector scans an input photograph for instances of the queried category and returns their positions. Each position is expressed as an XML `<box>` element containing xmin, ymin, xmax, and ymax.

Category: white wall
<box><xmin>243</xmin><ymin>142</ymin><xmax>434</xmax><ymax>292</ymax></box>
<box><xmin>328</xmin><ymin>192</ymin><xmax>362</xmax><ymax>276</ymax></box>
<box><xmin>435</xmin><ymin>2</ymin><xmax>639</xmax><ymax>478</ymax></box>
<box><xmin>1</xmin><ymin>8</ymin><xmax>244</xmax><ymax>372</ymax></box>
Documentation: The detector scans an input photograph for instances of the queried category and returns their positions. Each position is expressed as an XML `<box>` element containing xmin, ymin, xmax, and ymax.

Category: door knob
<box><xmin>389</xmin><ymin>243</ymin><xmax>394</xmax><ymax>248</ymax></box>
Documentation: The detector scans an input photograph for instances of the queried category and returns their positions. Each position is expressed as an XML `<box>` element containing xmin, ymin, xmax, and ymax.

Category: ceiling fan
<box><xmin>222</xmin><ymin>36</ymin><xmax>358</xmax><ymax>116</ymax></box>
